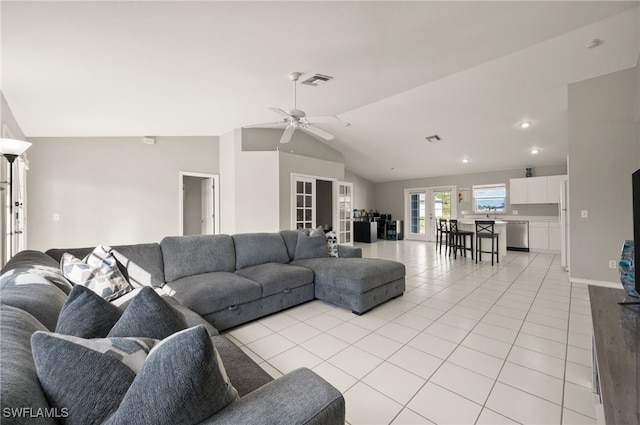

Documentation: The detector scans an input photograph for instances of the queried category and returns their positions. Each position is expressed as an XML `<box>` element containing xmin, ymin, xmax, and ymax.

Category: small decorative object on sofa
<box><xmin>619</xmin><ymin>240</ymin><xmax>639</xmax><ymax>298</ymax></box>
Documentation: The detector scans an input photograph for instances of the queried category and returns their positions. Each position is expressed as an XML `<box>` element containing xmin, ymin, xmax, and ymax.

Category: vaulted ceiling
<box><xmin>2</xmin><ymin>1</ymin><xmax>638</xmax><ymax>182</ymax></box>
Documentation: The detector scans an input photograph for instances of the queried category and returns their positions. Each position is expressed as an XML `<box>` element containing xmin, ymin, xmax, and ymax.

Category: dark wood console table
<box><xmin>589</xmin><ymin>285</ymin><xmax>639</xmax><ymax>425</ymax></box>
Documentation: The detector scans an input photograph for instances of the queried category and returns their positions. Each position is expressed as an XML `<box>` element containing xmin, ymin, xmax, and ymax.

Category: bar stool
<box><xmin>450</xmin><ymin>219</ymin><xmax>474</xmax><ymax>260</ymax></box>
<box><xmin>475</xmin><ymin>220</ymin><xmax>499</xmax><ymax>265</ymax></box>
<box><xmin>436</xmin><ymin>219</ymin><xmax>450</xmax><ymax>254</ymax></box>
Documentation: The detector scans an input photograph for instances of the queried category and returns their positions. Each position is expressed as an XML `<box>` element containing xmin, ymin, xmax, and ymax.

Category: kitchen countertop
<box><xmin>461</xmin><ymin>215</ymin><xmax>559</xmax><ymax>222</ymax></box>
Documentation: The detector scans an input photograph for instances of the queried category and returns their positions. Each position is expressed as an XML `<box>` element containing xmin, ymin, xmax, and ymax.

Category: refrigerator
<box><xmin>560</xmin><ymin>179</ymin><xmax>570</xmax><ymax>270</ymax></box>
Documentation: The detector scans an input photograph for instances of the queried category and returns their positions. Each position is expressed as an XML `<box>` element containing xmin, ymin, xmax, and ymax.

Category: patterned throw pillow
<box><xmin>61</xmin><ymin>245</ymin><xmax>132</xmax><ymax>301</ymax></box>
<box><xmin>325</xmin><ymin>231</ymin><xmax>339</xmax><ymax>257</ymax></box>
<box><xmin>31</xmin><ymin>331</ymin><xmax>157</xmax><ymax>425</ymax></box>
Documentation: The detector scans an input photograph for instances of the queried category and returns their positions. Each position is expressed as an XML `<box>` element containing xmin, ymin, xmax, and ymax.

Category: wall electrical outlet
<box><xmin>609</xmin><ymin>260</ymin><xmax>617</xmax><ymax>269</ymax></box>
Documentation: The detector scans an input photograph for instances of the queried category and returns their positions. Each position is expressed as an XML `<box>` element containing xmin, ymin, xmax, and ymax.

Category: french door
<box><xmin>335</xmin><ymin>181</ymin><xmax>353</xmax><ymax>245</ymax></box>
<box><xmin>405</xmin><ymin>186</ymin><xmax>455</xmax><ymax>242</ymax></box>
<box><xmin>293</xmin><ymin>176</ymin><xmax>315</xmax><ymax>230</ymax></box>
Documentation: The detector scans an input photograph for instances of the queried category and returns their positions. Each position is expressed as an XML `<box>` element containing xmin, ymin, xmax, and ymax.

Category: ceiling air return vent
<box><xmin>301</xmin><ymin>74</ymin><xmax>333</xmax><ymax>86</ymax></box>
<box><xmin>425</xmin><ymin>135</ymin><xmax>441</xmax><ymax>143</ymax></box>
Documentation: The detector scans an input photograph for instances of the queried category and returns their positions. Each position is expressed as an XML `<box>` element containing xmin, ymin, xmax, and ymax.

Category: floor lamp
<box><xmin>0</xmin><ymin>138</ymin><xmax>32</xmax><ymax>258</ymax></box>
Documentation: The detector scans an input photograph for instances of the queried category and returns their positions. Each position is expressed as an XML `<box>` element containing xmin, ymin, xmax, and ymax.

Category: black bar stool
<box><xmin>436</xmin><ymin>219</ymin><xmax>450</xmax><ymax>255</ymax></box>
<box><xmin>475</xmin><ymin>220</ymin><xmax>499</xmax><ymax>265</ymax></box>
<box><xmin>450</xmin><ymin>219</ymin><xmax>474</xmax><ymax>260</ymax></box>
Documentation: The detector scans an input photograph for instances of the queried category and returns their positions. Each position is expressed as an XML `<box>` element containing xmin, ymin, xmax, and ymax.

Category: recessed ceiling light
<box><xmin>531</xmin><ymin>148</ymin><xmax>539</xmax><ymax>154</ymax></box>
<box><xmin>520</xmin><ymin>121</ymin><xmax>531</xmax><ymax>129</ymax></box>
<box><xmin>462</xmin><ymin>158</ymin><xmax>469</xmax><ymax>163</ymax></box>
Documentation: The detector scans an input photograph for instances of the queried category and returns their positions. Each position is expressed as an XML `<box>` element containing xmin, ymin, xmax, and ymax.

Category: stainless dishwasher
<box><xmin>506</xmin><ymin>221</ymin><xmax>529</xmax><ymax>252</ymax></box>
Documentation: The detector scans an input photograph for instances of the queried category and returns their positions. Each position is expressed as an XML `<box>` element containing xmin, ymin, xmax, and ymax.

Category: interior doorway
<box><xmin>179</xmin><ymin>172</ymin><xmax>219</xmax><ymax>236</ymax></box>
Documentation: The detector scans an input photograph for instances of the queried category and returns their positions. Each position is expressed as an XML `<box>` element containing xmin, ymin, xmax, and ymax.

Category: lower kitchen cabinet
<box><xmin>528</xmin><ymin>221</ymin><xmax>561</xmax><ymax>253</ymax></box>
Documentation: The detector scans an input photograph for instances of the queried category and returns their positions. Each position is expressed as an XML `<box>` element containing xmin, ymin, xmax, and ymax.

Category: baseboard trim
<box><xmin>569</xmin><ymin>277</ymin><xmax>620</xmax><ymax>289</ymax></box>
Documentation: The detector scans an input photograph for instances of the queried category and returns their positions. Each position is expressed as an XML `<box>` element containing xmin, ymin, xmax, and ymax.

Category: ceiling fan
<box><xmin>245</xmin><ymin>72</ymin><xmax>344</xmax><ymax>144</ymax></box>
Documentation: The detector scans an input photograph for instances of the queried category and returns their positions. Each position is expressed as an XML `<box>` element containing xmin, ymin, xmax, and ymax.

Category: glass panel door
<box><xmin>430</xmin><ymin>189</ymin><xmax>452</xmax><ymax>240</ymax></box>
<box><xmin>405</xmin><ymin>189</ymin><xmax>427</xmax><ymax>240</ymax></box>
<box><xmin>335</xmin><ymin>181</ymin><xmax>353</xmax><ymax>245</ymax></box>
<box><xmin>293</xmin><ymin>176</ymin><xmax>315</xmax><ymax>229</ymax></box>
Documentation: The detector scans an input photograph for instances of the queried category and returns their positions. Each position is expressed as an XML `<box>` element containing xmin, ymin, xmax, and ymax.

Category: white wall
<box><xmin>27</xmin><ymin>136</ymin><xmax>219</xmax><ymax>250</ymax></box>
<box><xmin>219</xmin><ymin>129</ymin><xmax>238</xmax><ymax>234</ymax></box>
<box><xmin>568</xmin><ymin>65</ymin><xmax>640</xmax><ymax>284</ymax></box>
<box><xmin>345</xmin><ymin>169</ymin><xmax>376</xmax><ymax>211</ymax></box>
<box><xmin>219</xmin><ymin>128</ymin><xmax>280</xmax><ymax>234</ymax></box>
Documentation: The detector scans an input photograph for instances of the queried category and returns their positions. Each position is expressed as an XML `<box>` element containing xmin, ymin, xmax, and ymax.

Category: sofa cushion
<box><xmin>105</xmin><ymin>326</ymin><xmax>238</xmax><ymax>425</ymax></box>
<box><xmin>232</xmin><ymin>233</ymin><xmax>289</xmax><ymax>270</ymax></box>
<box><xmin>108</xmin><ymin>287</ymin><xmax>188</xmax><ymax>339</ymax></box>
<box><xmin>164</xmin><ymin>272</ymin><xmax>262</xmax><ymax>316</ymax></box>
<box><xmin>294</xmin><ymin>232</ymin><xmax>329</xmax><ymax>261</ymax></box>
<box><xmin>211</xmin><ymin>335</ymin><xmax>273</xmax><ymax>397</ymax></box>
<box><xmin>47</xmin><ymin>243</ymin><xmax>166</xmax><ymax>288</ymax></box>
<box><xmin>1</xmin><ymin>249</ymin><xmax>61</xmax><ymax>273</ymax></box>
<box><xmin>280</xmin><ymin>230</ymin><xmax>299</xmax><ymax>260</ymax></box>
<box><xmin>55</xmin><ymin>284</ymin><xmax>124</xmax><ymax>338</ymax></box>
<box><xmin>31</xmin><ymin>331</ymin><xmax>148</xmax><ymax>425</ymax></box>
<box><xmin>292</xmin><ymin>258</ymin><xmax>406</xmax><ymax>293</ymax></box>
<box><xmin>0</xmin><ymin>305</ymin><xmax>57</xmax><ymax>425</ymax></box>
<box><xmin>161</xmin><ymin>235</ymin><xmax>236</xmax><ymax>282</ymax></box>
<box><xmin>235</xmin><ymin>263</ymin><xmax>314</xmax><ymax>297</ymax></box>
<box><xmin>0</xmin><ymin>272</ymin><xmax>67</xmax><ymax>331</ymax></box>
<box><xmin>61</xmin><ymin>246</ymin><xmax>132</xmax><ymax>302</ymax></box>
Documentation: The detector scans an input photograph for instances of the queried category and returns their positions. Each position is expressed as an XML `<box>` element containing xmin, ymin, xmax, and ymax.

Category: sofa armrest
<box><xmin>198</xmin><ymin>368</ymin><xmax>344</xmax><ymax>425</ymax></box>
<box><xmin>338</xmin><ymin>245</ymin><xmax>362</xmax><ymax>258</ymax></box>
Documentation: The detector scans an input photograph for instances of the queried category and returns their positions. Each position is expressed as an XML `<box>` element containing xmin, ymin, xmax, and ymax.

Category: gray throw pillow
<box><xmin>294</xmin><ymin>231</ymin><xmax>330</xmax><ymax>260</ymax></box>
<box><xmin>105</xmin><ymin>326</ymin><xmax>239</xmax><ymax>425</ymax></box>
<box><xmin>55</xmin><ymin>284</ymin><xmax>124</xmax><ymax>338</ymax></box>
<box><xmin>107</xmin><ymin>287</ymin><xmax>188</xmax><ymax>339</ymax></box>
<box><xmin>31</xmin><ymin>331</ymin><xmax>156</xmax><ymax>425</ymax></box>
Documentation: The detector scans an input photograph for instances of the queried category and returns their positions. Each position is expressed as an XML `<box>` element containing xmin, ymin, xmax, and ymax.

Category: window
<box><xmin>473</xmin><ymin>184</ymin><xmax>506</xmax><ymax>213</ymax></box>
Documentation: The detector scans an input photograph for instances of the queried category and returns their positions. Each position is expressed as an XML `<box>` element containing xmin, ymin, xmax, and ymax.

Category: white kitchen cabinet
<box><xmin>548</xmin><ymin>222</ymin><xmax>561</xmax><ymax>251</ymax></box>
<box><xmin>528</xmin><ymin>221</ymin><xmax>550</xmax><ymax>250</ymax></box>
<box><xmin>509</xmin><ymin>175</ymin><xmax>567</xmax><ymax>204</ymax></box>
<box><xmin>509</xmin><ymin>178</ymin><xmax>528</xmax><ymax>204</ymax></box>
<box><xmin>528</xmin><ymin>177</ymin><xmax>548</xmax><ymax>203</ymax></box>
<box><xmin>528</xmin><ymin>220</ymin><xmax>561</xmax><ymax>253</ymax></box>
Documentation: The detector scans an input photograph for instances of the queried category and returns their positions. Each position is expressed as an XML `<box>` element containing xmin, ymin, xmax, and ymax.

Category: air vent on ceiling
<box><xmin>425</xmin><ymin>135</ymin><xmax>441</xmax><ymax>143</ymax></box>
<box><xmin>301</xmin><ymin>74</ymin><xmax>333</xmax><ymax>86</ymax></box>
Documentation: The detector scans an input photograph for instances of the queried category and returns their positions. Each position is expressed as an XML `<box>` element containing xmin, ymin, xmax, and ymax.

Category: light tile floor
<box><xmin>224</xmin><ymin>240</ymin><xmax>597</xmax><ymax>425</ymax></box>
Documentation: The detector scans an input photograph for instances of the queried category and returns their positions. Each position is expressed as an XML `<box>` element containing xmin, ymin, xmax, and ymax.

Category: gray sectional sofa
<box><xmin>46</xmin><ymin>230</ymin><xmax>406</xmax><ymax>330</ymax></box>
<box><xmin>0</xmin><ymin>230</ymin><xmax>406</xmax><ymax>424</ymax></box>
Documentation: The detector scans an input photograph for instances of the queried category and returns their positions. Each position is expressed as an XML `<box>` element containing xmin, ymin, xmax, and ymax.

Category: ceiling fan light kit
<box><xmin>246</xmin><ymin>72</ymin><xmax>341</xmax><ymax>144</ymax></box>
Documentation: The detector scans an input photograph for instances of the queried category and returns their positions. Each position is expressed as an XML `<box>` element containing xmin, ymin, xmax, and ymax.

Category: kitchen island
<box><xmin>458</xmin><ymin>220</ymin><xmax>508</xmax><ymax>258</ymax></box>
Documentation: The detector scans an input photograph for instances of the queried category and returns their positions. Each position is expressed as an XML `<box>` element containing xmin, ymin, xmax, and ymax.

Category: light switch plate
<box><xmin>512</xmin><ymin>210</ymin><xmax>518</xmax><ymax>215</ymax></box>
<box><xmin>581</xmin><ymin>210</ymin><xmax>588</xmax><ymax>218</ymax></box>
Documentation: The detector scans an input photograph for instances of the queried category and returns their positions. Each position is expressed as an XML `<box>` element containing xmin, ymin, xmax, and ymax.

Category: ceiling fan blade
<box><xmin>268</xmin><ymin>107</ymin><xmax>292</xmax><ymax>118</ymax></box>
<box><xmin>302</xmin><ymin>124</ymin><xmax>335</xmax><ymax>141</ymax></box>
<box><xmin>305</xmin><ymin>115</ymin><xmax>340</xmax><ymax>124</ymax></box>
<box><xmin>243</xmin><ymin>121</ymin><xmax>285</xmax><ymax>129</ymax></box>
<box><xmin>279</xmin><ymin>126</ymin><xmax>295</xmax><ymax>144</ymax></box>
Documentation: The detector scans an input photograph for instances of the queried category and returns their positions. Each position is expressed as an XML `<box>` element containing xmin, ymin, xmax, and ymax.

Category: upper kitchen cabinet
<box><xmin>509</xmin><ymin>175</ymin><xmax>567</xmax><ymax>204</ymax></box>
